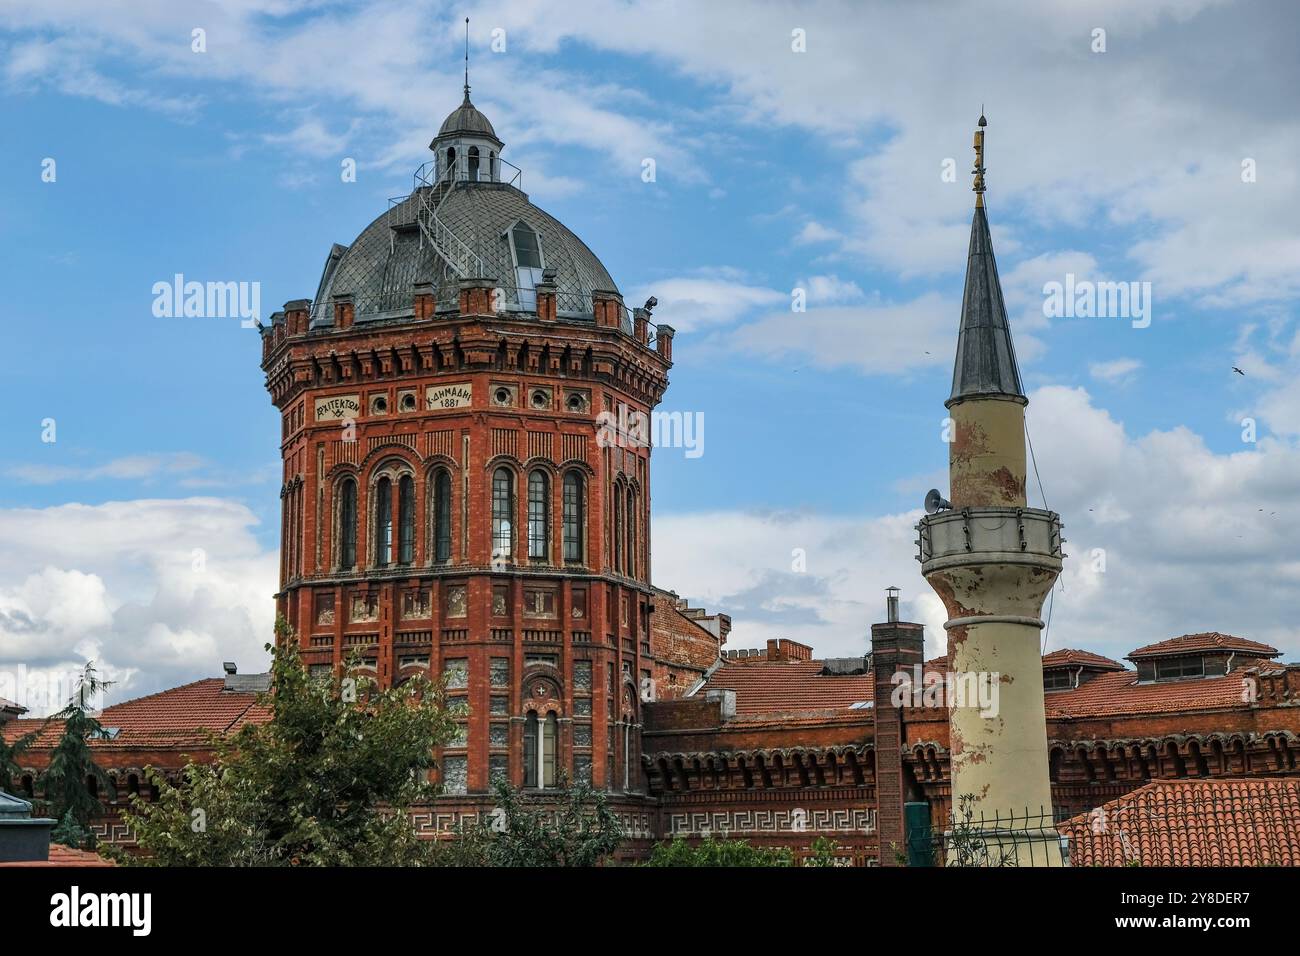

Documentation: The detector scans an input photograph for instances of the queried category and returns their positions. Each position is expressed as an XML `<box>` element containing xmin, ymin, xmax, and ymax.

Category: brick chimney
<box><xmin>871</xmin><ymin>587</ymin><xmax>925</xmax><ymax>866</ymax></box>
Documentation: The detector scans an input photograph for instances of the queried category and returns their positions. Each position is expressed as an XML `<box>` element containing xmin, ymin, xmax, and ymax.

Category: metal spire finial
<box><xmin>463</xmin><ymin>17</ymin><xmax>470</xmax><ymax>100</ymax></box>
<box><xmin>972</xmin><ymin>111</ymin><xmax>987</xmax><ymax>207</ymax></box>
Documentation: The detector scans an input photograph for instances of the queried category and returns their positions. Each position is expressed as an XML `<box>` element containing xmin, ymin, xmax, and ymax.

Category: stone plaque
<box><xmin>315</xmin><ymin>394</ymin><xmax>360</xmax><ymax>421</ymax></box>
<box><xmin>426</xmin><ymin>383</ymin><xmax>472</xmax><ymax>410</ymax></box>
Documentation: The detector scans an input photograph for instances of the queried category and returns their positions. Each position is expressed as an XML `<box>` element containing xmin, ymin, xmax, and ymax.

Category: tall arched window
<box><xmin>445</xmin><ymin>146</ymin><xmax>456</xmax><ymax>179</ymax></box>
<box><xmin>398</xmin><ymin>475</ymin><xmax>415</xmax><ymax>565</ymax></box>
<box><xmin>528</xmin><ymin>470</ymin><xmax>549</xmax><ymax>559</ymax></box>
<box><xmin>433</xmin><ymin>469</ymin><xmax>452</xmax><ymax>563</ymax></box>
<box><xmin>612</xmin><ymin>484</ymin><xmax>623</xmax><ymax>572</ymax></box>
<box><xmin>468</xmin><ymin>146</ymin><xmax>480</xmax><ymax>181</ymax></box>
<box><xmin>524</xmin><ymin>712</ymin><xmax>539</xmax><ymax>788</ymax></box>
<box><xmin>491</xmin><ymin>467</ymin><xmax>513</xmax><ymax>560</ymax></box>
<box><xmin>524</xmin><ymin>710</ymin><xmax>559</xmax><ymax>789</ymax></box>
<box><xmin>338</xmin><ymin>478</ymin><xmax>357</xmax><ymax>570</ymax></box>
<box><xmin>375</xmin><ymin>476</ymin><xmax>392</xmax><ymax>567</ymax></box>
<box><xmin>626</xmin><ymin>487</ymin><xmax>636</xmax><ymax>579</ymax></box>
<box><xmin>563</xmin><ymin>472</ymin><xmax>583</xmax><ymax>562</ymax></box>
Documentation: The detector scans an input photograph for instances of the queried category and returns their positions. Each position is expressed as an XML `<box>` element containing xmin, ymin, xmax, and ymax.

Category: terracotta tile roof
<box><xmin>2</xmin><ymin>678</ymin><xmax>270</xmax><ymax>751</ymax></box>
<box><xmin>0</xmin><ymin>696</ymin><xmax>25</xmax><ymax>715</ymax></box>
<box><xmin>1061</xmin><ymin>778</ymin><xmax>1300</xmax><ymax>866</ymax></box>
<box><xmin>1041</xmin><ymin>648</ymin><xmax>1126</xmax><ymax>671</ymax></box>
<box><xmin>1127</xmin><ymin>632</ymin><xmax>1280</xmax><ymax>660</ymax></box>
<box><xmin>0</xmin><ymin>844</ymin><xmax>117</xmax><ymax>867</ymax></box>
<box><xmin>702</xmin><ymin>660</ymin><xmax>874</xmax><ymax>716</ymax></box>
<box><xmin>1043</xmin><ymin>669</ymin><xmax>1264</xmax><ymax>719</ymax></box>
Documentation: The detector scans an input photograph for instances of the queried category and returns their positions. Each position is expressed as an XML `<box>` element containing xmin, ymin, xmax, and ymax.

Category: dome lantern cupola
<box><xmin>430</xmin><ymin>20</ymin><xmax>503</xmax><ymax>184</ymax></box>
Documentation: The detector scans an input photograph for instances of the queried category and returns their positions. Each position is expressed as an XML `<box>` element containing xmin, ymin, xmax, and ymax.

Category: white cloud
<box><xmin>728</xmin><ymin>292</ymin><xmax>953</xmax><ymax>375</ymax></box>
<box><xmin>5</xmin><ymin>452</ymin><xmax>206</xmax><ymax>485</ymax></box>
<box><xmin>1088</xmin><ymin>358</ymin><xmax>1143</xmax><ymax>384</ymax></box>
<box><xmin>627</xmin><ymin>275</ymin><xmax>786</xmax><ymax>333</ymax></box>
<box><xmin>0</xmin><ymin>498</ymin><xmax>277</xmax><ymax>715</ymax></box>
<box><xmin>654</xmin><ymin>385</ymin><xmax>1300</xmax><ymax>667</ymax></box>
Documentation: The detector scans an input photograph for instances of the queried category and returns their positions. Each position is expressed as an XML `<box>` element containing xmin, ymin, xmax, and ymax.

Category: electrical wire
<box><xmin>1026</xmin><ymin>419</ymin><xmax>1060</xmax><ymax>655</ymax></box>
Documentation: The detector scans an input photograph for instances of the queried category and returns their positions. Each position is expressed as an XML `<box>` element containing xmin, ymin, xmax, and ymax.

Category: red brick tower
<box><xmin>259</xmin><ymin>85</ymin><xmax>673</xmax><ymax>809</ymax></box>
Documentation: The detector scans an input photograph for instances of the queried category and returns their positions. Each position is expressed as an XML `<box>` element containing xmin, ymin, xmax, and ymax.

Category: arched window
<box><xmin>612</xmin><ymin>485</ymin><xmax>623</xmax><ymax>572</ymax></box>
<box><xmin>375</xmin><ymin>476</ymin><xmax>392</xmax><ymax>567</ymax></box>
<box><xmin>524</xmin><ymin>712</ymin><xmax>538</xmax><ymax>788</ymax></box>
<box><xmin>398</xmin><ymin>475</ymin><xmax>415</xmax><ymax>565</ymax></box>
<box><xmin>491</xmin><ymin>467</ymin><xmax>513</xmax><ymax>560</ymax></box>
<box><xmin>527</xmin><ymin>470</ymin><xmax>549</xmax><ymax>559</ymax></box>
<box><xmin>445</xmin><ymin>146</ymin><xmax>456</xmax><ymax>179</ymax></box>
<box><xmin>626</xmin><ymin>487</ymin><xmax>636</xmax><ymax>578</ymax></box>
<box><xmin>563</xmin><ymin>472</ymin><xmax>583</xmax><ymax>562</ymax></box>
<box><xmin>523</xmin><ymin>710</ymin><xmax>559</xmax><ymax>789</ymax></box>
<box><xmin>433</xmin><ymin>469</ymin><xmax>452</xmax><ymax>563</ymax></box>
<box><xmin>338</xmin><ymin>478</ymin><xmax>357</xmax><ymax>570</ymax></box>
<box><xmin>468</xmin><ymin>146</ymin><xmax>480</xmax><ymax>181</ymax></box>
<box><xmin>488</xmin><ymin>150</ymin><xmax>497</xmax><ymax>181</ymax></box>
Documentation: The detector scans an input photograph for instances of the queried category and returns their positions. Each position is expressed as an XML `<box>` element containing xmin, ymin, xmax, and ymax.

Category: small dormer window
<box><xmin>508</xmin><ymin>222</ymin><xmax>544</xmax><ymax>311</ymax></box>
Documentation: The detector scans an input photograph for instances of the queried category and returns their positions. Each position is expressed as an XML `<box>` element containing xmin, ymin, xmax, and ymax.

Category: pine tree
<box><xmin>40</xmin><ymin>663</ymin><xmax>113</xmax><ymax>834</ymax></box>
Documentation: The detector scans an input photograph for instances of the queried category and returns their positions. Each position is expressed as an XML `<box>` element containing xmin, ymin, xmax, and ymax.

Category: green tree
<box><xmin>434</xmin><ymin>780</ymin><xmax>623</xmax><ymax>866</ymax></box>
<box><xmin>115</xmin><ymin>620</ymin><xmax>459</xmax><ymax>866</ymax></box>
<box><xmin>644</xmin><ymin>836</ymin><xmax>795</xmax><ymax>867</ymax></box>
<box><xmin>803</xmin><ymin>835</ymin><xmax>841</xmax><ymax>866</ymax></box>
<box><xmin>40</xmin><ymin>662</ymin><xmax>113</xmax><ymax>838</ymax></box>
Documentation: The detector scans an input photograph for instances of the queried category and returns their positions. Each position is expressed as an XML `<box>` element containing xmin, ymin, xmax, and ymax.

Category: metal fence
<box><xmin>909</xmin><ymin>800</ymin><xmax>1071</xmax><ymax>867</ymax></box>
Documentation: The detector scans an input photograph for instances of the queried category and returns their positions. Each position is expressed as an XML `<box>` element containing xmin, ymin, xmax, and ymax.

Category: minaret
<box><xmin>916</xmin><ymin>115</ymin><xmax>1066</xmax><ymax>865</ymax></box>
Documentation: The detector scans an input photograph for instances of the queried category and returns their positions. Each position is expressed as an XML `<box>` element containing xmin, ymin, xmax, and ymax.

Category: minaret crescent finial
<box><xmin>973</xmin><ymin>111</ymin><xmax>987</xmax><ymax>208</ymax></box>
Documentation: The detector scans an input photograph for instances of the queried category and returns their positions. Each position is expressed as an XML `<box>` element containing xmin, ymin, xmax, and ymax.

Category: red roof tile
<box><xmin>0</xmin><ymin>844</ymin><xmax>117</xmax><ymax>867</ymax></box>
<box><xmin>1061</xmin><ymin>778</ymin><xmax>1300</xmax><ymax>866</ymax></box>
<box><xmin>1128</xmin><ymin>632</ymin><xmax>1280</xmax><ymax>660</ymax></box>
<box><xmin>1041</xmin><ymin>648</ymin><xmax>1126</xmax><ymax>671</ymax></box>
<box><xmin>702</xmin><ymin>660</ymin><xmax>873</xmax><ymax>716</ymax></box>
<box><xmin>1043</xmin><ymin>668</ymin><xmax>1267</xmax><ymax>719</ymax></box>
<box><xmin>2</xmin><ymin>678</ymin><xmax>270</xmax><ymax>751</ymax></box>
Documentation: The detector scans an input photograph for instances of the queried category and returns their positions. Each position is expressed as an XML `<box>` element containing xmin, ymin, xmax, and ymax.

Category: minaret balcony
<box><xmin>916</xmin><ymin>507</ymin><xmax>1063</xmax><ymax>577</ymax></box>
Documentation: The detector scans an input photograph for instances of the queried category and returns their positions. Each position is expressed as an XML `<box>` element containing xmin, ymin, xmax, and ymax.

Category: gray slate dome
<box><xmin>310</xmin><ymin>182</ymin><xmax>619</xmax><ymax>327</ymax></box>
<box><xmin>436</xmin><ymin>90</ymin><xmax>499</xmax><ymax>142</ymax></box>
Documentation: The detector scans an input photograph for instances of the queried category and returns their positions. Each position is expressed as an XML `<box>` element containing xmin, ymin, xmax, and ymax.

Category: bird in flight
<box><xmin>1232</xmin><ymin>367</ymin><xmax>1245</xmax><ymax>375</ymax></box>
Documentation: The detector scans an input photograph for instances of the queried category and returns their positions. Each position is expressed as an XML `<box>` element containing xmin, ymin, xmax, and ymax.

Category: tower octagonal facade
<box><xmin>260</xmin><ymin>90</ymin><xmax>673</xmax><ymax>806</ymax></box>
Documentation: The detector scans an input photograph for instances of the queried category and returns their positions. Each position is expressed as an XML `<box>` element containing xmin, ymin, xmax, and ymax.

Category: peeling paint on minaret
<box><xmin>916</xmin><ymin>116</ymin><xmax>1066</xmax><ymax>865</ymax></box>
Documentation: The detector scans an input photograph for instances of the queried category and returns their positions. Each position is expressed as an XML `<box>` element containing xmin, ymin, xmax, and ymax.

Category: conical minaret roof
<box><xmin>947</xmin><ymin>116</ymin><xmax>1025</xmax><ymax>407</ymax></box>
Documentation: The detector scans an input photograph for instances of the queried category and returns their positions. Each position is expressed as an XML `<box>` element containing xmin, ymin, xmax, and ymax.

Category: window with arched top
<box><xmin>491</xmin><ymin>467</ymin><xmax>513</xmax><ymax>560</ymax></box>
<box><xmin>468</xmin><ymin>146</ymin><xmax>480</xmax><ymax>181</ymax></box>
<box><xmin>612</xmin><ymin>485</ymin><xmax>623</xmax><ymax>572</ymax></box>
<box><xmin>375</xmin><ymin>476</ymin><xmax>393</xmax><ymax>567</ymax></box>
<box><xmin>338</xmin><ymin>477</ymin><xmax>357</xmax><ymax>570</ymax></box>
<box><xmin>433</xmin><ymin>469</ymin><xmax>452</xmax><ymax>563</ymax></box>
<box><xmin>528</xmin><ymin>471</ymin><xmax>549</xmax><ymax>559</ymax></box>
<box><xmin>523</xmin><ymin>709</ymin><xmax>559</xmax><ymax>789</ymax></box>
<box><xmin>445</xmin><ymin>146</ymin><xmax>456</xmax><ymax>179</ymax></box>
<box><xmin>563</xmin><ymin>472</ymin><xmax>583</xmax><ymax>562</ymax></box>
<box><xmin>398</xmin><ymin>475</ymin><xmax>415</xmax><ymax>565</ymax></box>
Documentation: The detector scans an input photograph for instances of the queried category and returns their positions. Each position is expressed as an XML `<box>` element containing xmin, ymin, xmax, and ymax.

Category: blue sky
<box><xmin>2</xmin><ymin>0</ymin><xmax>1299</xmax><ymax>709</ymax></box>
